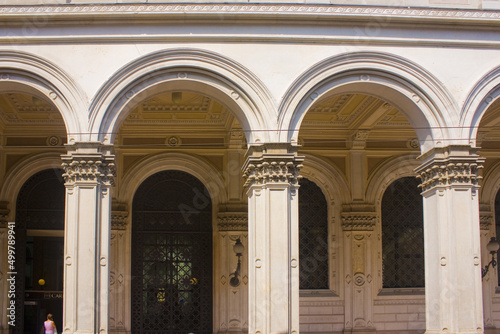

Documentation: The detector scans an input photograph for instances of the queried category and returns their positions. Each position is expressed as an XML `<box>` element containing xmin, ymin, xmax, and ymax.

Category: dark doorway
<box><xmin>131</xmin><ymin>170</ymin><xmax>213</xmax><ymax>334</ymax></box>
<box><xmin>13</xmin><ymin>169</ymin><xmax>65</xmax><ymax>334</ymax></box>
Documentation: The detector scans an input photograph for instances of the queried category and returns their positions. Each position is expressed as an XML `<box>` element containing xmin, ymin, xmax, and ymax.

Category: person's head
<box><xmin>47</xmin><ymin>314</ymin><xmax>53</xmax><ymax>321</ymax></box>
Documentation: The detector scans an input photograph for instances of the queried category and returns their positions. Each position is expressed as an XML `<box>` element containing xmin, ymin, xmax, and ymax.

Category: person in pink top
<box><xmin>43</xmin><ymin>314</ymin><xmax>57</xmax><ymax>334</ymax></box>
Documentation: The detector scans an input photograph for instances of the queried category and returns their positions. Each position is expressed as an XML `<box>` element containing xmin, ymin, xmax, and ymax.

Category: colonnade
<box><xmin>44</xmin><ymin>140</ymin><xmax>485</xmax><ymax>334</ymax></box>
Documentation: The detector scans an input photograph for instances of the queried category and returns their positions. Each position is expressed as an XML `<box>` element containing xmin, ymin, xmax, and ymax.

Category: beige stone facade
<box><xmin>1</xmin><ymin>2</ymin><xmax>500</xmax><ymax>334</ymax></box>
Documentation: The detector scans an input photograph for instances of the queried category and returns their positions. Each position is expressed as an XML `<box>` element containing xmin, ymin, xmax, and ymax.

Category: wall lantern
<box><xmin>229</xmin><ymin>238</ymin><xmax>244</xmax><ymax>287</ymax></box>
<box><xmin>482</xmin><ymin>237</ymin><xmax>500</xmax><ymax>279</ymax></box>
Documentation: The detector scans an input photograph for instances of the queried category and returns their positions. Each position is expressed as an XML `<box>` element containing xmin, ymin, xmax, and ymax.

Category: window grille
<box><xmin>299</xmin><ymin>178</ymin><xmax>329</xmax><ymax>290</ymax></box>
<box><xmin>381</xmin><ymin>177</ymin><xmax>424</xmax><ymax>288</ymax></box>
<box><xmin>131</xmin><ymin>170</ymin><xmax>213</xmax><ymax>334</ymax></box>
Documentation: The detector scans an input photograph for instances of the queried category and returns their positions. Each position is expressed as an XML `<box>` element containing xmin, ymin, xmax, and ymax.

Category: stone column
<box><xmin>341</xmin><ymin>208</ymin><xmax>376</xmax><ymax>333</ymax></box>
<box><xmin>61</xmin><ymin>142</ymin><xmax>115</xmax><ymax>334</ymax></box>
<box><xmin>415</xmin><ymin>146</ymin><xmax>484</xmax><ymax>334</ymax></box>
<box><xmin>0</xmin><ymin>203</ymin><xmax>10</xmax><ymax>334</ymax></box>
<box><xmin>109</xmin><ymin>202</ymin><xmax>128</xmax><ymax>333</ymax></box>
<box><xmin>216</xmin><ymin>212</ymin><xmax>248</xmax><ymax>333</ymax></box>
<box><xmin>479</xmin><ymin>208</ymin><xmax>495</xmax><ymax>330</ymax></box>
<box><xmin>243</xmin><ymin>143</ymin><xmax>303</xmax><ymax>334</ymax></box>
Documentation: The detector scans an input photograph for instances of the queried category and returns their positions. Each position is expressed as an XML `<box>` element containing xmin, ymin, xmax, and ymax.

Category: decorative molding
<box><xmin>341</xmin><ymin>213</ymin><xmax>377</xmax><ymax>231</ymax></box>
<box><xmin>351</xmin><ymin>130</ymin><xmax>370</xmax><ymax>149</ymax></box>
<box><xmin>299</xmin><ymin>300</ymin><xmax>344</xmax><ymax>307</ymax></box>
<box><xmin>415</xmin><ymin>146</ymin><xmax>484</xmax><ymax>192</ymax></box>
<box><xmin>0</xmin><ymin>201</ymin><xmax>10</xmax><ymax>228</ymax></box>
<box><xmin>111</xmin><ymin>210</ymin><xmax>128</xmax><ymax>231</ymax></box>
<box><xmin>217</xmin><ymin>212</ymin><xmax>248</xmax><ymax>231</ymax></box>
<box><xmin>480</xmin><ymin>213</ymin><xmax>493</xmax><ymax>230</ymax></box>
<box><xmin>61</xmin><ymin>142</ymin><xmax>116</xmax><ymax>186</ymax></box>
<box><xmin>1</xmin><ymin>4</ymin><xmax>500</xmax><ymax>23</ymax></box>
<box><xmin>243</xmin><ymin>144</ymin><xmax>304</xmax><ymax>188</ymax></box>
<box><xmin>374</xmin><ymin>298</ymin><xmax>424</xmax><ymax>305</ymax></box>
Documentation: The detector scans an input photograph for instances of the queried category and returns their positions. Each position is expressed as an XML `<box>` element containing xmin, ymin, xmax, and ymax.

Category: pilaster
<box><xmin>109</xmin><ymin>201</ymin><xmax>129</xmax><ymax>333</ymax></box>
<box><xmin>61</xmin><ymin>142</ymin><xmax>115</xmax><ymax>334</ymax></box>
<box><xmin>216</xmin><ymin>211</ymin><xmax>248</xmax><ymax>333</ymax></box>
<box><xmin>416</xmin><ymin>145</ymin><xmax>484</xmax><ymax>334</ymax></box>
<box><xmin>341</xmin><ymin>206</ymin><xmax>377</xmax><ymax>333</ymax></box>
<box><xmin>243</xmin><ymin>143</ymin><xmax>303</xmax><ymax>334</ymax></box>
<box><xmin>479</xmin><ymin>206</ymin><xmax>495</xmax><ymax>329</ymax></box>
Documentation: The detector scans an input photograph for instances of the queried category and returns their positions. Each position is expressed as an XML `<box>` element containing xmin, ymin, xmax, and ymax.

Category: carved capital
<box><xmin>61</xmin><ymin>142</ymin><xmax>116</xmax><ymax>186</ymax></box>
<box><xmin>351</xmin><ymin>130</ymin><xmax>370</xmax><ymax>149</ymax></box>
<box><xmin>415</xmin><ymin>146</ymin><xmax>484</xmax><ymax>192</ymax></box>
<box><xmin>217</xmin><ymin>212</ymin><xmax>248</xmax><ymax>231</ymax></box>
<box><xmin>342</xmin><ymin>213</ymin><xmax>377</xmax><ymax>231</ymax></box>
<box><xmin>243</xmin><ymin>144</ymin><xmax>304</xmax><ymax>188</ymax></box>
<box><xmin>480</xmin><ymin>213</ymin><xmax>493</xmax><ymax>231</ymax></box>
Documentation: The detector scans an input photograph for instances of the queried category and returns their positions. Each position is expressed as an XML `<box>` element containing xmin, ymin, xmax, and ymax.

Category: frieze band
<box><xmin>341</xmin><ymin>214</ymin><xmax>377</xmax><ymax>231</ymax></box>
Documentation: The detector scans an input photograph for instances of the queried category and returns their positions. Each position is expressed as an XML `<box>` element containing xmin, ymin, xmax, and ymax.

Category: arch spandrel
<box><xmin>461</xmin><ymin>65</ymin><xmax>500</xmax><ymax>146</ymax></box>
<box><xmin>90</xmin><ymin>48</ymin><xmax>277</xmax><ymax>146</ymax></box>
<box><xmin>279</xmin><ymin>52</ymin><xmax>458</xmax><ymax>153</ymax></box>
<box><xmin>0</xmin><ymin>51</ymin><xmax>88</xmax><ymax>142</ymax></box>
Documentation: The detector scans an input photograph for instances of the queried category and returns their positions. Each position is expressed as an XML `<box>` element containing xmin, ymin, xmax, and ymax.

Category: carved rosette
<box><xmin>415</xmin><ymin>146</ymin><xmax>484</xmax><ymax>192</ymax></box>
<box><xmin>243</xmin><ymin>145</ymin><xmax>304</xmax><ymax>188</ymax></box>
<box><xmin>61</xmin><ymin>145</ymin><xmax>116</xmax><ymax>186</ymax></box>
<box><xmin>217</xmin><ymin>212</ymin><xmax>248</xmax><ymax>231</ymax></box>
<box><xmin>341</xmin><ymin>214</ymin><xmax>377</xmax><ymax>231</ymax></box>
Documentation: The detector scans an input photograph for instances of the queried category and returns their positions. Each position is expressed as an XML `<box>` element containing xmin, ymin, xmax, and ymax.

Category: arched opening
<box><xmin>13</xmin><ymin>168</ymin><xmax>65</xmax><ymax>333</ymax></box>
<box><xmin>297</xmin><ymin>89</ymin><xmax>425</xmax><ymax>330</ymax></box>
<box><xmin>131</xmin><ymin>170</ymin><xmax>213</xmax><ymax>334</ymax></box>
<box><xmin>299</xmin><ymin>177</ymin><xmax>329</xmax><ymax>290</ymax></box>
<box><xmin>381</xmin><ymin>177</ymin><xmax>424</xmax><ymax>288</ymax></box>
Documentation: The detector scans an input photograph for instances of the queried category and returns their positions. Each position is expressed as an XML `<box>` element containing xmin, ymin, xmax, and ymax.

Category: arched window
<box><xmin>299</xmin><ymin>178</ymin><xmax>329</xmax><ymax>290</ymax></box>
<box><xmin>381</xmin><ymin>177</ymin><xmax>424</xmax><ymax>288</ymax></box>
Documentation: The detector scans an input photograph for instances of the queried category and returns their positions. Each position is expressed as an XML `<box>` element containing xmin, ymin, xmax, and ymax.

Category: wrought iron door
<box><xmin>132</xmin><ymin>170</ymin><xmax>213</xmax><ymax>334</ymax></box>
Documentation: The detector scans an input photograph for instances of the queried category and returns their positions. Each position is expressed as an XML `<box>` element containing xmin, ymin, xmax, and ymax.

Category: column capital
<box><xmin>217</xmin><ymin>212</ymin><xmax>248</xmax><ymax>231</ymax></box>
<box><xmin>61</xmin><ymin>142</ymin><xmax>116</xmax><ymax>186</ymax></box>
<box><xmin>111</xmin><ymin>201</ymin><xmax>129</xmax><ymax>231</ymax></box>
<box><xmin>341</xmin><ymin>211</ymin><xmax>377</xmax><ymax>231</ymax></box>
<box><xmin>242</xmin><ymin>143</ymin><xmax>304</xmax><ymax>188</ymax></box>
<box><xmin>415</xmin><ymin>145</ymin><xmax>484</xmax><ymax>192</ymax></box>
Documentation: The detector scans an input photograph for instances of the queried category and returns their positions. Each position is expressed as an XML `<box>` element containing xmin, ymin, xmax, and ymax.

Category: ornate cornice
<box><xmin>61</xmin><ymin>142</ymin><xmax>116</xmax><ymax>186</ymax></box>
<box><xmin>217</xmin><ymin>212</ymin><xmax>248</xmax><ymax>231</ymax></box>
<box><xmin>415</xmin><ymin>146</ymin><xmax>484</xmax><ymax>192</ymax></box>
<box><xmin>341</xmin><ymin>213</ymin><xmax>377</xmax><ymax>231</ymax></box>
<box><xmin>243</xmin><ymin>144</ymin><xmax>304</xmax><ymax>188</ymax></box>
<box><xmin>1</xmin><ymin>4</ymin><xmax>499</xmax><ymax>23</ymax></box>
